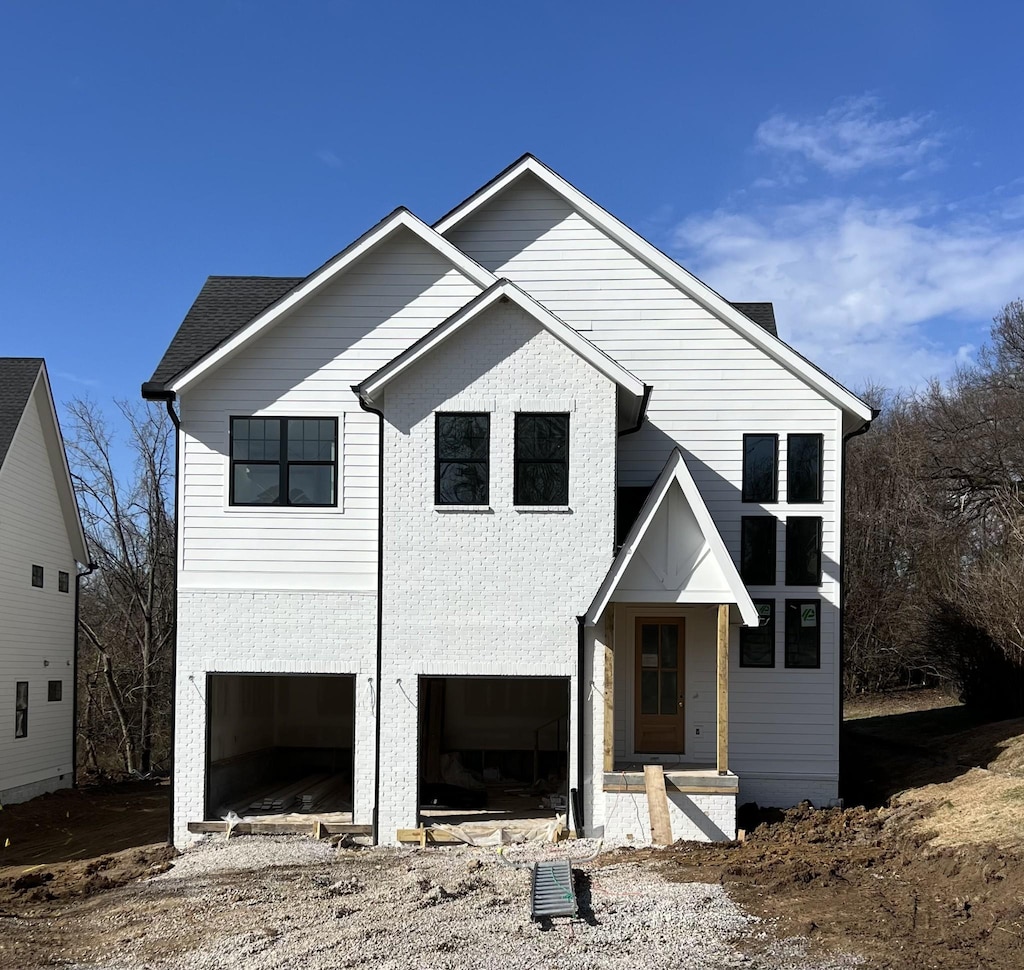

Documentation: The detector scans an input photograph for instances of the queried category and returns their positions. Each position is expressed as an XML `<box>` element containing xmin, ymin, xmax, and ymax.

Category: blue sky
<box><xmin>3</xmin><ymin>1</ymin><xmax>1024</xmax><ymax>413</ymax></box>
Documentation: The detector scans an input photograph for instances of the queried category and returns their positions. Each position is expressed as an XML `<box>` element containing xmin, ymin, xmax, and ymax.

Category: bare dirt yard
<box><xmin>2</xmin><ymin>691</ymin><xmax>1023</xmax><ymax>969</ymax></box>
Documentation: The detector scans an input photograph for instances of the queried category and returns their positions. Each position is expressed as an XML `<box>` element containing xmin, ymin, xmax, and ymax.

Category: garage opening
<box><xmin>205</xmin><ymin>673</ymin><xmax>354</xmax><ymax>821</ymax></box>
<box><xmin>418</xmin><ymin>676</ymin><xmax>569</xmax><ymax>826</ymax></box>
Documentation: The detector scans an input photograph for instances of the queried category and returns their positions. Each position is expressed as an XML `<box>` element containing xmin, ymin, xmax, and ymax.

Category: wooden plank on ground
<box><xmin>187</xmin><ymin>821</ymin><xmax>371</xmax><ymax>837</ymax></box>
<box><xmin>395</xmin><ymin>827</ymin><xmax>464</xmax><ymax>845</ymax></box>
<box><xmin>643</xmin><ymin>765</ymin><xmax>672</xmax><ymax>846</ymax></box>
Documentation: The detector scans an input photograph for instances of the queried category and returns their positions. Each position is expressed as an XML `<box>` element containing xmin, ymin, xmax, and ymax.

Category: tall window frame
<box><xmin>785</xmin><ymin>516</ymin><xmax>823</xmax><ymax>586</ymax></box>
<box><xmin>740</xmin><ymin>600</ymin><xmax>776</xmax><ymax>668</ymax></box>
<box><xmin>785</xmin><ymin>599</ymin><xmax>821</xmax><ymax>668</ymax></box>
<box><xmin>787</xmin><ymin>433</ymin><xmax>824</xmax><ymax>503</ymax></box>
<box><xmin>229</xmin><ymin>417</ymin><xmax>338</xmax><ymax>508</ymax></box>
<box><xmin>435</xmin><ymin>413</ymin><xmax>490</xmax><ymax>506</ymax></box>
<box><xmin>740</xmin><ymin>516</ymin><xmax>777</xmax><ymax>585</ymax></box>
<box><xmin>742</xmin><ymin>434</ymin><xmax>779</xmax><ymax>503</ymax></box>
<box><xmin>15</xmin><ymin>682</ymin><xmax>28</xmax><ymax>738</ymax></box>
<box><xmin>514</xmin><ymin>413</ymin><xmax>570</xmax><ymax>506</ymax></box>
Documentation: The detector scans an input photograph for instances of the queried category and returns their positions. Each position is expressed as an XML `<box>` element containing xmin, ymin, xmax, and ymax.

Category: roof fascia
<box><xmin>168</xmin><ymin>209</ymin><xmax>497</xmax><ymax>394</ymax></box>
<box><xmin>436</xmin><ymin>156</ymin><xmax>872</xmax><ymax>422</ymax></box>
<box><xmin>358</xmin><ymin>279</ymin><xmax>646</xmax><ymax>402</ymax></box>
<box><xmin>586</xmin><ymin>449</ymin><xmax>758</xmax><ymax>626</ymax></box>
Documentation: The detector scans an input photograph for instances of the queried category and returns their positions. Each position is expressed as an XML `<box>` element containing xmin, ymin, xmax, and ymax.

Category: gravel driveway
<box><xmin>40</xmin><ymin>837</ymin><xmax>861</xmax><ymax>969</ymax></box>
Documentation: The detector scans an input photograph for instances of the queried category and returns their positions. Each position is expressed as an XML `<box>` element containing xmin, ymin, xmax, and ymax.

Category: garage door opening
<box><xmin>205</xmin><ymin>673</ymin><xmax>354</xmax><ymax>821</ymax></box>
<box><xmin>418</xmin><ymin>676</ymin><xmax>569</xmax><ymax>826</ymax></box>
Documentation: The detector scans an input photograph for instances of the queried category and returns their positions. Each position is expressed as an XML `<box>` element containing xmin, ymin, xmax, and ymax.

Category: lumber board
<box><xmin>643</xmin><ymin>765</ymin><xmax>673</xmax><ymax>846</ymax></box>
<box><xmin>603</xmin><ymin>783</ymin><xmax>738</xmax><ymax>795</ymax></box>
<box><xmin>395</xmin><ymin>827</ymin><xmax>464</xmax><ymax>845</ymax></box>
<box><xmin>603</xmin><ymin>611</ymin><xmax>615</xmax><ymax>773</ymax></box>
<box><xmin>187</xmin><ymin>821</ymin><xmax>370</xmax><ymax>837</ymax></box>
<box><xmin>717</xmin><ymin>604</ymin><xmax>729</xmax><ymax>775</ymax></box>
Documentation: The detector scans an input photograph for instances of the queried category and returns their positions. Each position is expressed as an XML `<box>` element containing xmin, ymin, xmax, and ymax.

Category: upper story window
<box><xmin>787</xmin><ymin>434</ymin><xmax>823</xmax><ymax>503</ymax></box>
<box><xmin>740</xmin><ymin>516</ymin><xmax>777</xmax><ymax>585</ymax></box>
<box><xmin>31</xmin><ymin>565</ymin><xmax>43</xmax><ymax>588</ymax></box>
<box><xmin>742</xmin><ymin>434</ymin><xmax>778</xmax><ymax>503</ymax></box>
<box><xmin>230</xmin><ymin>417</ymin><xmax>337</xmax><ymax>507</ymax></box>
<box><xmin>436</xmin><ymin>413</ymin><xmax>489</xmax><ymax>505</ymax></box>
<box><xmin>58</xmin><ymin>570</ymin><xmax>70</xmax><ymax>593</ymax></box>
<box><xmin>785</xmin><ymin>516</ymin><xmax>823</xmax><ymax>586</ymax></box>
<box><xmin>515</xmin><ymin>413</ymin><xmax>569</xmax><ymax>506</ymax></box>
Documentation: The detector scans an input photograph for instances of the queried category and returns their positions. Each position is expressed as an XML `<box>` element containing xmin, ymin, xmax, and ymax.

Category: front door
<box><xmin>634</xmin><ymin>617</ymin><xmax>685</xmax><ymax>753</ymax></box>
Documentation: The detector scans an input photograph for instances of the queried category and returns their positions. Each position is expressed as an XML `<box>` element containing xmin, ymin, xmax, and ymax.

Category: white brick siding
<box><xmin>602</xmin><ymin>791</ymin><xmax>737</xmax><ymax>843</ymax></box>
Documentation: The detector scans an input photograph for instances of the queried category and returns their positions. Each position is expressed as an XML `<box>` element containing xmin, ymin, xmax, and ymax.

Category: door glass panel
<box><xmin>660</xmin><ymin>625</ymin><xmax>678</xmax><ymax>669</ymax></box>
<box><xmin>660</xmin><ymin>671</ymin><xmax>677</xmax><ymax>715</ymax></box>
<box><xmin>641</xmin><ymin>671</ymin><xmax>658</xmax><ymax>714</ymax></box>
<box><xmin>641</xmin><ymin>624</ymin><xmax>659</xmax><ymax>667</ymax></box>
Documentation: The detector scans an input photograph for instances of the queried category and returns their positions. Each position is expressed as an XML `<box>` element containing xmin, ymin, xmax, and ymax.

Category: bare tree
<box><xmin>65</xmin><ymin>399</ymin><xmax>174</xmax><ymax>778</ymax></box>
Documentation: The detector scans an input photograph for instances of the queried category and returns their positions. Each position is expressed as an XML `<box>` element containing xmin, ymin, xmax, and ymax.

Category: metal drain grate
<box><xmin>531</xmin><ymin>859</ymin><xmax>577</xmax><ymax>919</ymax></box>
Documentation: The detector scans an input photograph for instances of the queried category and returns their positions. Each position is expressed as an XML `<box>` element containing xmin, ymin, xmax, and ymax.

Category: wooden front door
<box><xmin>634</xmin><ymin>618</ymin><xmax>686</xmax><ymax>753</ymax></box>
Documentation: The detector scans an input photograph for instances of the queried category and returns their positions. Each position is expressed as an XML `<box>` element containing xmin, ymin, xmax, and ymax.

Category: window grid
<box><xmin>58</xmin><ymin>570</ymin><xmax>70</xmax><ymax>593</ymax></box>
<box><xmin>48</xmin><ymin>680</ymin><xmax>63</xmax><ymax>702</ymax></box>
<box><xmin>514</xmin><ymin>413</ymin><xmax>570</xmax><ymax>506</ymax></box>
<box><xmin>15</xmin><ymin>682</ymin><xmax>28</xmax><ymax>738</ymax></box>
<box><xmin>31</xmin><ymin>565</ymin><xmax>43</xmax><ymax>588</ymax></box>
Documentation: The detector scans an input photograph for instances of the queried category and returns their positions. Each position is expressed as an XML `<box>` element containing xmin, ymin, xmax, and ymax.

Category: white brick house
<box><xmin>0</xmin><ymin>359</ymin><xmax>89</xmax><ymax>805</ymax></box>
<box><xmin>143</xmin><ymin>157</ymin><xmax>873</xmax><ymax>847</ymax></box>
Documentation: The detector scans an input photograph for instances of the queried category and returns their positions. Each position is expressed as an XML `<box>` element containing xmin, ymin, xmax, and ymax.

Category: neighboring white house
<box><xmin>0</xmin><ymin>358</ymin><xmax>88</xmax><ymax>805</ymax></box>
<box><xmin>143</xmin><ymin>156</ymin><xmax>873</xmax><ymax>847</ymax></box>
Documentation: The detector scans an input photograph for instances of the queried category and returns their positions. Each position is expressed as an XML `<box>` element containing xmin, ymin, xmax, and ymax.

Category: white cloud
<box><xmin>755</xmin><ymin>95</ymin><xmax>944</xmax><ymax>178</ymax></box>
<box><xmin>674</xmin><ymin>198</ymin><xmax>1024</xmax><ymax>389</ymax></box>
<box><xmin>315</xmin><ymin>149</ymin><xmax>344</xmax><ymax>170</ymax></box>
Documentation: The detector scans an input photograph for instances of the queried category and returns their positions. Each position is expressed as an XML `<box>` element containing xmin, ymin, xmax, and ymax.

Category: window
<box><xmin>786</xmin><ymin>516</ymin><xmax>823</xmax><ymax>586</ymax></box>
<box><xmin>742</xmin><ymin>434</ymin><xmax>778</xmax><ymax>503</ymax></box>
<box><xmin>785</xmin><ymin>599</ymin><xmax>820</xmax><ymax>668</ymax></box>
<box><xmin>48</xmin><ymin>680</ymin><xmax>63</xmax><ymax>702</ymax></box>
<box><xmin>788</xmin><ymin>434</ymin><xmax>823</xmax><ymax>503</ymax></box>
<box><xmin>15</xmin><ymin>682</ymin><xmax>28</xmax><ymax>738</ymax></box>
<box><xmin>435</xmin><ymin>413</ymin><xmax>489</xmax><ymax>505</ymax></box>
<box><xmin>230</xmin><ymin>417</ymin><xmax>337</xmax><ymax>507</ymax></box>
<box><xmin>740</xmin><ymin>600</ymin><xmax>775</xmax><ymax>667</ymax></box>
<box><xmin>58</xmin><ymin>570</ymin><xmax>70</xmax><ymax>593</ymax></box>
<box><xmin>31</xmin><ymin>565</ymin><xmax>43</xmax><ymax>588</ymax></box>
<box><xmin>515</xmin><ymin>413</ymin><xmax>569</xmax><ymax>506</ymax></box>
<box><xmin>741</xmin><ymin>517</ymin><xmax>776</xmax><ymax>585</ymax></box>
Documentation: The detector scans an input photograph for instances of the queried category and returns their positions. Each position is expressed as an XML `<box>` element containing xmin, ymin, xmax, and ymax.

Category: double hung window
<box><xmin>230</xmin><ymin>417</ymin><xmax>337</xmax><ymax>506</ymax></box>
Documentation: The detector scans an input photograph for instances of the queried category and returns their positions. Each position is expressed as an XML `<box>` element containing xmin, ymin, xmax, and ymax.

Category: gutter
<box><xmin>617</xmin><ymin>385</ymin><xmax>652</xmax><ymax>439</ymax></box>
<box><xmin>72</xmin><ymin>560</ymin><xmax>99</xmax><ymax>788</ymax></box>
<box><xmin>572</xmin><ymin>615</ymin><xmax>586</xmax><ymax>837</ymax></box>
<box><xmin>353</xmin><ymin>386</ymin><xmax>385</xmax><ymax>846</ymax></box>
<box><xmin>140</xmin><ymin>384</ymin><xmax>180</xmax><ymax>845</ymax></box>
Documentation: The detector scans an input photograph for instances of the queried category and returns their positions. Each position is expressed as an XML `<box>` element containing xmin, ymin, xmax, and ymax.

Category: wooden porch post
<box><xmin>603</xmin><ymin>610</ymin><xmax>614</xmax><ymax>773</ymax></box>
<box><xmin>717</xmin><ymin>604</ymin><xmax>729</xmax><ymax>775</ymax></box>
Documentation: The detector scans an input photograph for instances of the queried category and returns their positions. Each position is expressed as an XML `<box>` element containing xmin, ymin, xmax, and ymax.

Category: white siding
<box><xmin>0</xmin><ymin>382</ymin><xmax>76</xmax><ymax>800</ymax></box>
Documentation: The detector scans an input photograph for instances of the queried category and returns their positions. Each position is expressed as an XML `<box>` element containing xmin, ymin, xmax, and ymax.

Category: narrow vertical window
<box><xmin>740</xmin><ymin>517</ymin><xmax>777</xmax><ymax>585</ymax></box>
<box><xmin>435</xmin><ymin>413</ymin><xmax>490</xmax><ymax>505</ymax></box>
<box><xmin>740</xmin><ymin>600</ymin><xmax>775</xmax><ymax>667</ymax></box>
<box><xmin>787</xmin><ymin>434</ymin><xmax>823</xmax><ymax>503</ymax></box>
<box><xmin>785</xmin><ymin>599</ymin><xmax>821</xmax><ymax>668</ymax></box>
<box><xmin>48</xmin><ymin>680</ymin><xmax>63</xmax><ymax>702</ymax></box>
<box><xmin>515</xmin><ymin>413</ymin><xmax>570</xmax><ymax>505</ymax></box>
<box><xmin>31</xmin><ymin>565</ymin><xmax>44</xmax><ymax>588</ymax></box>
<box><xmin>785</xmin><ymin>516</ymin><xmax>823</xmax><ymax>586</ymax></box>
<box><xmin>15</xmin><ymin>682</ymin><xmax>28</xmax><ymax>737</ymax></box>
<box><xmin>58</xmin><ymin>570</ymin><xmax>70</xmax><ymax>593</ymax></box>
<box><xmin>742</xmin><ymin>434</ymin><xmax>778</xmax><ymax>503</ymax></box>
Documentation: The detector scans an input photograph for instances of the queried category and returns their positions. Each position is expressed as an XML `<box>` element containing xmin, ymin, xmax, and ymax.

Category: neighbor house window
<box><xmin>785</xmin><ymin>599</ymin><xmax>821</xmax><ymax>668</ymax></box>
<box><xmin>48</xmin><ymin>680</ymin><xmax>62</xmax><ymax>702</ymax></box>
<box><xmin>742</xmin><ymin>434</ymin><xmax>778</xmax><ymax>503</ymax></box>
<box><xmin>230</xmin><ymin>417</ymin><xmax>337</xmax><ymax>506</ymax></box>
<box><xmin>786</xmin><ymin>516</ymin><xmax>823</xmax><ymax>586</ymax></box>
<box><xmin>15</xmin><ymin>682</ymin><xmax>28</xmax><ymax>737</ymax></box>
<box><xmin>515</xmin><ymin>413</ymin><xmax>569</xmax><ymax>505</ymax></box>
<box><xmin>31</xmin><ymin>565</ymin><xmax>43</xmax><ymax>587</ymax></box>
<box><xmin>435</xmin><ymin>413</ymin><xmax>489</xmax><ymax>505</ymax></box>
<box><xmin>740</xmin><ymin>600</ymin><xmax>775</xmax><ymax>668</ymax></box>
<box><xmin>58</xmin><ymin>570</ymin><xmax>70</xmax><ymax>593</ymax></box>
<box><xmin>740</xmin><ymin>517</ymin><xmax>776</xmax><ymax>585</ymax></box>
<box><xmin>787</xmin><ymin>434</ymin><xmax>823</xmax><ymax>503</ymax></box>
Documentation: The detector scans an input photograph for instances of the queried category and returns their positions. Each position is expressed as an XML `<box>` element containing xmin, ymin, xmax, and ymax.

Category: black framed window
<box><xmin>741</xmin><ymin>516</ymin><xmax>777</xmax><ymax>585</ymax></box>
<box><xmin>48</xmin><ymin>680</ymin><xmax>63</xmax><ymax>702</ymax></box>
<box><xmin>515</xmin><ymin>413</ymin><xmax>569</xmax><ymax>505</ymax></box>
<box><xmin>740</xmin><ymin>600</ymin><xmax>775</xmax><ymax>667</ymax></box>
<box><xmin>785</xmin><ymin>599</ymin><xmax>821</xmax><ymax>668</ymax></box>
<box><xmin>15</xmin><ymin>682</ymin><xmax>28</xmax><ymax>738</ymax></box>
<box><xmin>31</xmin><ymin>565</ymin><xmax>43</xmax><ymax>588</ymax></box>
<box><xmin>787</xmin><ymin>434</ymin><xmax>823</xmax><ymax>503</ymax></box>
<box><xmin>786</xmin><ymin>516</ymin><xmax>822</xmax><ymax>586</ymax></box>
<box><xmin>58</xmin><ymin>570</ymin><xmax>69</xmax><ymax>593</ymax></box>
<box><xmin>742</xmin><ymin>434</ymin><xmax>778</xmax><ymax>503</ymax></box>
<box><xmin>230</xmin><ymin>417</ymin><xmax>337</xmax><ymax>507</ymax></box>
<box><xmin>435</xmin><ymin>413</ymin><xmax>489</xmax><ymax>505</ymax></box>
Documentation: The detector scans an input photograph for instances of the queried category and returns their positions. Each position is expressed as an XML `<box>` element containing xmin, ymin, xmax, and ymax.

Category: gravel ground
<box><xmin>40</xmin><ymin>836</ymin><xmax>862</xmax><ymax>970</ymax></box>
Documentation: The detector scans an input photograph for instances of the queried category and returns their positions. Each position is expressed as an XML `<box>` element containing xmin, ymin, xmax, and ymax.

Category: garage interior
<box><xmin>205</xmin><ymin>673</ymin><xmax>354</xmax><ymax>820</ymax></box>
<box><xmin>418</xmin><ymin>676</ymin><xmax>569</xmax><ymax>825</ymax></box>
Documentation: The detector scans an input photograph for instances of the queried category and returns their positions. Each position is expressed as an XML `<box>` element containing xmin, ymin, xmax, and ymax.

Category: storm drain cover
<box><xmin>531</xmin><ymin>859</ymin><xmax>577</xmax><ymax>919</ymax></box>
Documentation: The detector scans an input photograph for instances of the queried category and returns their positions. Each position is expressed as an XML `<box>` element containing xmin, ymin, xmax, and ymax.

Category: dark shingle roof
<box><xmin>144</xmin><ymin>277</ymin><xmax>779</xmax><ymax>393</ymax></box>
<box><xmin>729</xmin><ymin>302</ymin><xmax>777</xmax><ymax>337</ymax></box>
<box><xmin>0</xmin><ymin>358</ymin><xmax>43</xmax><ymax>468</ymax></box>
<box><xmin>145</xmin><ymin>277</ymin><xmax>304</xmax><ymax>389</ymax></box>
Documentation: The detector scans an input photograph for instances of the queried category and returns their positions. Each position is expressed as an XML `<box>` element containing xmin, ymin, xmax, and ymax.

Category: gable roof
<box><xmin>586</xmin><ymin>448</ymin><xmax>758</xmax><ymax>626</ymax></box>
<box><xmin>0</xmin><ymin>358</ymin><xmax>88</xmax><ymax>563</ymax></box>
<box><xmin>436</xmin><ymin>155</ymin><xmax>871</xmax><ymax>423</ymax></box>
<box><xmin>356</xmin><ymin>279</ymin><xmax>648</xmax><ymax>419</ymax></box>
<box><xmin>146</xmin><ymin>208</ymin><xmax>498</xmax><ymax>396</ymax></box>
